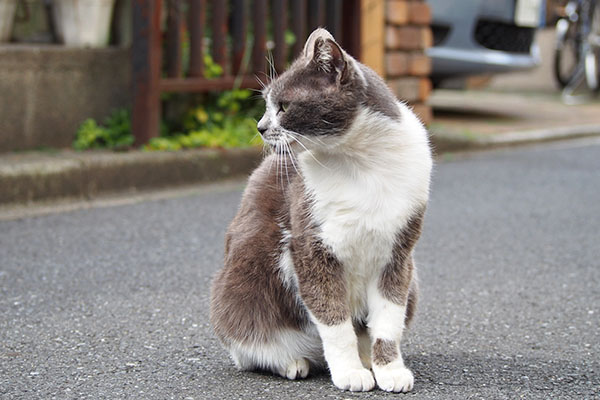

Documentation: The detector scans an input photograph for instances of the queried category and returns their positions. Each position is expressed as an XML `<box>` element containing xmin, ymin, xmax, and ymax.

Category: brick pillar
<box><xmin>384</xmin><ymin>0</ymin><xmax>432</xmax><ymax>123</ymax></box>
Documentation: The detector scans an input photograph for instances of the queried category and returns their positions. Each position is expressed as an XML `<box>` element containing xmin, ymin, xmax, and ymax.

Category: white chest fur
<box><xmin>299</xmin><ymin>104</ymin><xmax>432</xmax><ymax>316</ymax></box>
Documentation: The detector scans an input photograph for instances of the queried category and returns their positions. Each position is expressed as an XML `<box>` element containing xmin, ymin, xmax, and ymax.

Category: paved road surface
<box><xmin>1</xmin><ymin>140</ymin><xmax>599</xmax><ymax>399</ymax></box>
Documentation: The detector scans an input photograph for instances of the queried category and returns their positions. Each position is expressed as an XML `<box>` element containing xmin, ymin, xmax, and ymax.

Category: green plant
<box><xmin>145</xmin><ymin>55</ymin><xmax>263</xmax><ymax>151</ymax></box>
<box><xmin>74</xmin><ymin>55</ymin><xmax>264</xmax><ymax>152</ymax></box>
<box><xmin>73</xmin><ymin>108</ymin><xmax>133</xmax><ymax>150</ymax></box>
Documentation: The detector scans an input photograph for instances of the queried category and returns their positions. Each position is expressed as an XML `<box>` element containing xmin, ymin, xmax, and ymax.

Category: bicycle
<box><xmin>553</xmin><ymin>0</ymin><xmax>600</xmax><ymax>103</ymax></box>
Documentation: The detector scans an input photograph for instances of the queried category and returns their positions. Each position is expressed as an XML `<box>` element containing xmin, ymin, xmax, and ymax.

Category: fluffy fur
<box><xmin>210</xmin><ymin>28</ymin><xmax>432</xmax><ymax>393</ymax></box>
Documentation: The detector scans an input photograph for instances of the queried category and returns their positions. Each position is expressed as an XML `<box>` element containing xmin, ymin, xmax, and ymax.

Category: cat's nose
<box><xmin>257</xmin><ymin>116</ymin><xmax>269</xmax><ymax>135</ymax></box>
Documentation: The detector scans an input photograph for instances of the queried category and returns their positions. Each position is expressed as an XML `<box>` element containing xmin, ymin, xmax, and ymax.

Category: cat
<box><xmin>209</xmin><ymin>28</ymin><xmax>432</xmax><ymax>393</ymax></box>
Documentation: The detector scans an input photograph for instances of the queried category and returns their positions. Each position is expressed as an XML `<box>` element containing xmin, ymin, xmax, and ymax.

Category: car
<box><xmin>427</xmin><ymin>0</ymin><xmax>545</xmax><ymax>86</ymax></box>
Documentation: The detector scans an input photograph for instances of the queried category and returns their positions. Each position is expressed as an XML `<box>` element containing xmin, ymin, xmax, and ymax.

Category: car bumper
<box><xmin>427</xmin><ymin>0</ymin><xmax>543</xmax><ymax>80</ymax></box>
<box><xmin>428</xmin><ymin>44</ymin><xmax>541</xmax><ymax>79</ymax></box>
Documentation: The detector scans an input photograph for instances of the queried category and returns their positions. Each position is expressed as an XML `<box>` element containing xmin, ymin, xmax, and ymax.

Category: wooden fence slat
<box><xmin>252</xmin><ymin>0</ymin><xmax>267</xmax><ymax>75</ymax></box>
<box><xmin>132</xmin><ymin>0</ymin><xmax>163</xmax><ymax>145</ymax></box>
<box><xmin>161</xmin><ymin>76</ymin><xmax>263</xmax><ymax>92</ymax></box>
<box><xmin>325</xmin><ymin>0</ymin><xmax>342</xmax><ymax>40</ymax></box>
<box><xmin>211</xmin><ymin>0</ymin><xmax>228</xmax><ymax>70</ymax></box>
<box><xmin>342</xmin><ymin>0</ymin><xmax>360</xmax><ymax>59</ymax></box>
<box><xmin>189</xmin><ymin>0</ymin><xmax>206</xmax><ymax>77</ymax></box>
<box><xmin>231</xmin><ymin>0</ymin><xmax>247</xmax><ymax>75</ymax></box>
<box><xmin>272</xmin><ymin>0</ymin><xmax>288</xmax><ymax>72</ymax></box>
<box><xmin>291</xmin><ymin>0</ymin><xmax>306</xmax><ymax>57</ymax></box>
<box><xmin>166</xmin><ymin>0</ymin><xmax>182</xmax><ymax>78</ymax></box>
<box><xmin>308</xmin><ymin>0</ymin><xmax>324</xmax><ymax>32</ymax></box>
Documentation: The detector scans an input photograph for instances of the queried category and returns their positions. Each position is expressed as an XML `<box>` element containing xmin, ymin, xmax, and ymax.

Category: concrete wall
<box><xmin>0</xmin><ymin>45</ymin><xmax>130</xmax><ymax>152</ymax></box>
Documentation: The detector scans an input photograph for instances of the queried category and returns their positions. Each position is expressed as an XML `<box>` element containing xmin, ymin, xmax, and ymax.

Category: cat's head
<box><xmin>257</xmin><ymin>28</ymin><xmax>366</xmax><ymax>152</ymax></box>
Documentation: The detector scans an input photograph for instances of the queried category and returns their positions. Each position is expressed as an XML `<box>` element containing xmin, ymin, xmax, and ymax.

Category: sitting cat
<box><xmin>210</xmin><ymin>28</ymin><xmax>432</xmax><ymax>393</ymax></box>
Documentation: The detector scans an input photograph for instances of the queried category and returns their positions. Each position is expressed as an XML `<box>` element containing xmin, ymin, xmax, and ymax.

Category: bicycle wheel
<box><xmin>584</xmin><ymin>0</ymin><xmax>600</xmax><ymax>90</ymax></box>
<box><xmin>554</xmin><ymin>18</ymin><xmax>581</xmax><ymax>89</ymax></box>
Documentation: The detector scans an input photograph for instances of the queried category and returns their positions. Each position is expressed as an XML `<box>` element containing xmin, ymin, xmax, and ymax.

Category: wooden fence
<box><xmin>131</xmin><ymin>0</ymin><xmax>361</xmax><ymax>145</ymax></box>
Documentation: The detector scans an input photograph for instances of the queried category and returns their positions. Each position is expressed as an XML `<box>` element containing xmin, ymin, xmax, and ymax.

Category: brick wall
<box><xmin>384</xmin><ymin>0</ymin><xmax>433</xmax><ymax>123</ymax></box>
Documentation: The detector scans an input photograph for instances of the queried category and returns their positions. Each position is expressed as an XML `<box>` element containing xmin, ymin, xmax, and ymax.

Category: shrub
<box><xmin>74</xmin><ymin>56</ymin><xmax>263</xmax><ymax>151</ymax></box>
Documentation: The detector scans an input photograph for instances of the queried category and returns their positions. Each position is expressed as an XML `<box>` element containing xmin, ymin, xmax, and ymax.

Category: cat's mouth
<box><xmin>263</xmin><ymin>137</ymin><xmax>298</xmax><ymax>156</ymax></box>
<box><xmin>262</xmin><ymin>134</ymin><xmax>285</xmax><ymax>148</ymax></box>
<box><xmin>267</xmin><ymin>141</ymin><xmax>289</xmax><ymax>154</ymax></box>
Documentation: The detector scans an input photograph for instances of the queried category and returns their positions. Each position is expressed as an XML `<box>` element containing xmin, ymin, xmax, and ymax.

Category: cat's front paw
<box><xmin>331</xmin><ymin>368</ymin><xmax>375</xmax><ymax>392</ymax></box>
<box><xmin>373</xmin><ymin>365</ymin><xmax>414</xmax><ymax>393</ymax></box>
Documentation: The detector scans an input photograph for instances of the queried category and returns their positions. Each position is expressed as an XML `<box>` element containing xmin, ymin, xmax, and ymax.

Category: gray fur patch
<box><xmin>358</xmin><ymin>63</ymin><xmax>402</xmax><ymax>120</ymax></box>
<box><xmin>288</xmin><ymin>182</ymin><xmax>349</xmax><ymax>326</ymax></box>
<box><xmin>378</xmin><ymin>207</ymin><xmax>426</xmax><ymax>305</ymax></box>
<box><xmin>210</xmin><ymin>156</ymin><xmax>307</xmax><ymax>345</ymax></box>
<box><xmin>372</xmin><ymin>339</ymin><xmax>398</xmax><ymax>366</ymax></box>
<box><xmin>405</xmin><ymin>278</ymin><xmax>418</xmax><ymax>327</ymax></box>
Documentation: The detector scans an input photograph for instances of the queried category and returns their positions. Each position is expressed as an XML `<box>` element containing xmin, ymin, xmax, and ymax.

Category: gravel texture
<box><xmin>1</xmin><ymin>141</ymin><xmax>599</xmax><ymax>399</ymax></box>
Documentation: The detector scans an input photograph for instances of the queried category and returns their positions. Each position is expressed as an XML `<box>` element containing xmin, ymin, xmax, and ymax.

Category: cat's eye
<box><xmin>278</xmin><ymin>102</ymin><xmax>289</xmax><ymax>114</ymax></box>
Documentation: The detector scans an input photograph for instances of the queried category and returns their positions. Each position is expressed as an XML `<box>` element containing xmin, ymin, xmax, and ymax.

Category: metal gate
<box><xmin>131</xmin><ymin>0</ymin><xmax>361</xmax><ymax>145</ymax></box>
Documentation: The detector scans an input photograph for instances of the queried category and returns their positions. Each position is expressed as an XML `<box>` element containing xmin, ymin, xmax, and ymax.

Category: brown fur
<box><xmin>210</xmin><ymin>156</ymin><xmax>307</xmax><ymax>345</ymax></box>
<box><xmin>378</xmin><ymin>207</ymin><xmax>426</xmax><ymax>311</ymax></box>
<box><xmin>372</xmin><ymin>339</ymin><xmax>399</xmax><ymax>366</ymax></box>
<box><xmin>288</xmin><ymin>181</ymin><xmax>349</xmax><ymax>326</ymax></box>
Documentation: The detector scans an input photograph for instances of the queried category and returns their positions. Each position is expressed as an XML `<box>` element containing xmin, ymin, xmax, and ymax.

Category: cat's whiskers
<box><xmin>286</xmin><ymin>134</ymin><xmax>329</xmax><ymax>170</ymax></box>
<box><xmin>283</xmin><ymin>143</ymin><xmax>291</xmax><ymax>186</ymax></box>
<box><xmin>276</xmin><ymin>141</ymin><xmax>281</xmax><ymax>187</ymax></box>
<box><xmin>275</xmin><ymin>141</ymin><xmax>285</xmax><ymax>190</ymax></box>
<box><xmin>283</xmin><ymin>135</ymin><xmax>300</xmax><ymax>176</ymax></box>
<box><xmin>280</xmin><ymin>143</ymin><xmax>288</xmax><ymax>190</ymax></box>
<box><xmin>265</xmin><ymin>140</ymin><xmax>276</xmax><ymax>175</ymax></box>
<box><xmin>266</xmin><ymin>51</ymin><xmax>278</xmax><ymax>82</ymax></box>
<box><xmin>286</xmin><ymin>129</ymin><xmax>326</xmax><ymax>147</ymax></box>
<box><xmin>254</xmin><ymin>74</ymin><xmax>267</xmax><ymax>90</ymax></box>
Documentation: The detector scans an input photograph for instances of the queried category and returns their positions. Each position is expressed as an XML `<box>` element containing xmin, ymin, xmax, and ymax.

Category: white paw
<box><xmin>374</xmin><ymin>365</ymin><xmax>414</xmax><ymax>393</ymax></box>
<box><xmin>277</xmin><ymin>358</ymin><xmax>310</xmax><ymax>380</ymax></box>
<box><xmin>331</xmin><ymin>368</ymin><xmax>375</xmax><ymax>392</ymax></box>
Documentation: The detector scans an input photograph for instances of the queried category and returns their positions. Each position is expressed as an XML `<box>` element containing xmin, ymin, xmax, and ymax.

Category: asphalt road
<box><xmin>1</xmin><ymin>140</ymin><xmax>599</xmax><ymax>399</ymax></box>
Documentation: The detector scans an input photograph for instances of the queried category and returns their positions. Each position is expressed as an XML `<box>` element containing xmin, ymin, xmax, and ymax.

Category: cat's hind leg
<box><xmin>227</xmin><ymin>328</ymin><xmax>324</xmax><ymax>380</ymax></box>
<box><xmin>357</xmin><ymin>327</ymin><xmax>372</xmax><ymax>370</ymax></box>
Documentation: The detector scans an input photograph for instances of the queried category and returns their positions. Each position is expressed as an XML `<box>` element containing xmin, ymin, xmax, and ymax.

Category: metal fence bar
<box><xmin>342</xmin><ymin>0</ymin><xmax>361</xmax><ymax>58</ymax></box>
<box><xmin>231</xmin><ymin>0</ymin><xmax>247</xmax><ymax>75</ymax></box>
<box><xmin>308</xmin><ymin>0</ymin><xmax>324</xmax><ymax>32</ymax></box>
<box><xmin>252</xmin><ymin>0</ymin><xmax>267</xmax><ymax>75</ymax></box>
<box><xmin>132</xmin><ymin>0</ymin><xmax>163</xmax><ymax>145</ymax></box>
<box><xmin>188</xmin><ymin>0</ymin><xmax>206</xmax><ymax>77</ymax></box>
<box><xmin>161</xmin><ymin>76</ymin><xmax>263</xmax><ymax>92</ymax></box>
<box><xmin>131</xmin><ymin>0</ymin><xmax>361</xmax><ymax>144</ymax></box>
<box><xmin>166</xmin><ymin>0</ymin><xmax>182</xmax><ymax>78</ymax></box>
<box><xmin>291</xmin><ymin>0</ymin><xmax>307</xmax><ymax>57</ymax></box>
<box><xmin>272</xmin><ymin>0</ymin><xmax>288</xmax><ymax>72</ymax></box>
<box><xmin>326</xmin><ymin>0</ymin><xmax>342</xmax><ymax>40</ymax></box>
<box><xmin>211</xmin><ymin>0</ymin><xmax>228</xmax><ymax>70</ymax></box>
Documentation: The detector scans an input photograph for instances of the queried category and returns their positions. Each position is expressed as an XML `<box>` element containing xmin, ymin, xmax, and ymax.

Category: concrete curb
<box><xmin>1</xmin><ymin>125</ymin><xmax>599</xmax><ymax>206</ymax></box>
<box><xmin>0</xmin><ymin>148</ymin><xmax>263</xmax><ymax>205</ymax></box>
<box><xmin>430</xmin><ymin>124</ymin><xmax>600</xmax><ymax>153</ymax></box>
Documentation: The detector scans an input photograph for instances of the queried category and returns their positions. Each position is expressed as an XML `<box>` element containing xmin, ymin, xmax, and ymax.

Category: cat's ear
<box><xmin>303</xmin><ymin>28</ymin><xmax>335</xmax><ymax>58</ymax></box>
<box><xmin>312</xmin><ymin>37</ymin><xmax>349</xmax><ymax>83</ymax></box>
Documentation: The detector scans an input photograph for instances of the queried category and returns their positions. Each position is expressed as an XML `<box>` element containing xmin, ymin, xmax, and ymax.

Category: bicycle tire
<box><xmin>554</xmin><ymin>18</ymin><xmax>581</xmax><ymax>89</ymax></box>
<box><xmin>584</xmin><ymin>0</ymin><xmax>600</xmax><ymax>91</ymax></box>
